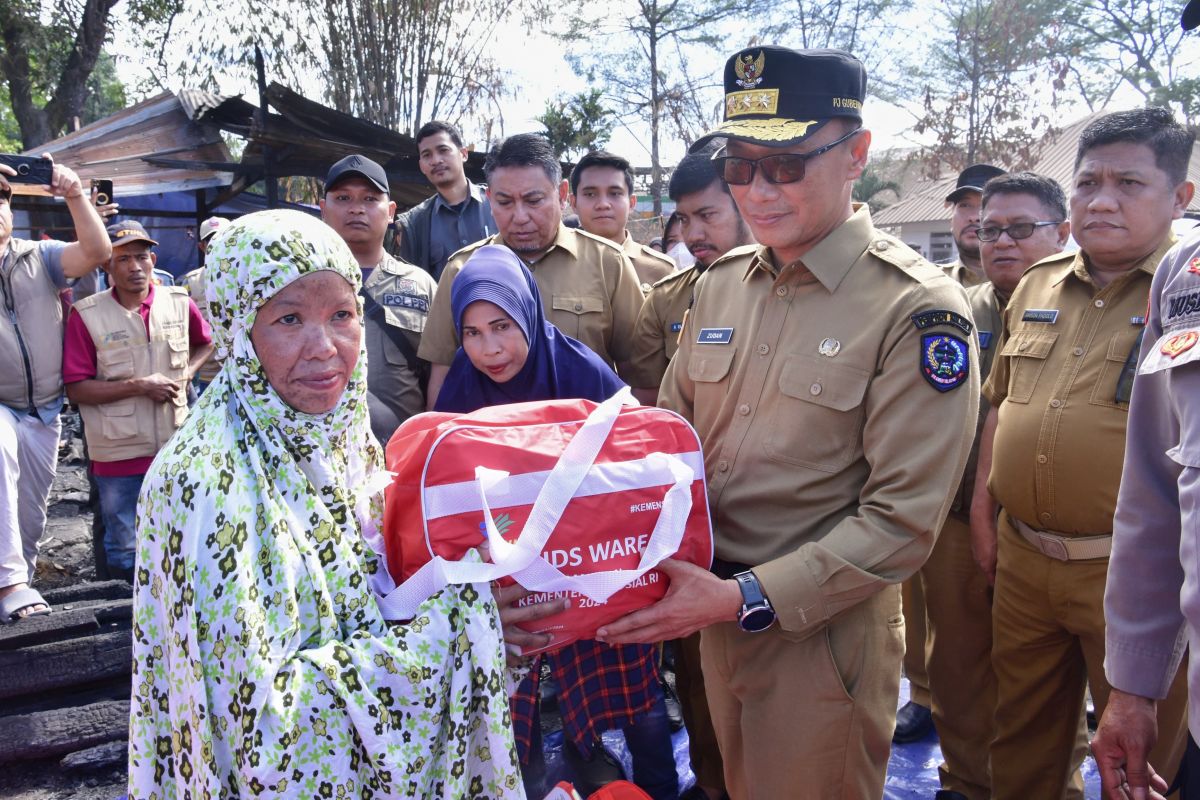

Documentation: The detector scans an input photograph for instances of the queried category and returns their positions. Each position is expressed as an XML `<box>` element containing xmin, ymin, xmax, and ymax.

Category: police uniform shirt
<box><xmin>983</xmin><ymin>238</ymin><xmax>1174</xmax><ymax>534</ymax></box>
<box><xmin>622</xmin><ymin>233</ymin><xmax>675</xmax><ymax>295</ymax></box>
<box><xmin>418</xmin><ymin>225</ymin><xmax>644</xmax><ymax>368</ymax></box>
<box><xmin>362</xmin><ymin>254</ymin><xmax>438</xmax><ymax>424</ymax></box>
<box><xmin>625</xmin><ymin>264</ymin><xmax>710</xmax><ymax>390</ymax></box>
<box><xmin>943</xmin><ymin>259</ymin><xmax>985</xmax><ymax>288</ymax></box>
<box><xmin>1104</xmin><ymin>229</ymin><xmax>1200</xmax><ymax>719</ymax></box>
<box><xmin>659</xmin><ymin>205</ymin><xmax>979</xmax><ymax>637</ymax></box>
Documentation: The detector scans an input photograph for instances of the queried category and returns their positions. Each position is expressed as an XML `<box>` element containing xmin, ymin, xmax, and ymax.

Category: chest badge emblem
<box><xmin>818</xmin><ymin>338</ymin><xmax>841</xmax><ymax>357</ymax></box>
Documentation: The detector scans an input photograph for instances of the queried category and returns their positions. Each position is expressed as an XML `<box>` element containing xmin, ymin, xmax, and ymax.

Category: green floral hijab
<box><xmin>128</xmin><ymin>210</ymin><xmax>523</xmax><ymax>798</ymax></box>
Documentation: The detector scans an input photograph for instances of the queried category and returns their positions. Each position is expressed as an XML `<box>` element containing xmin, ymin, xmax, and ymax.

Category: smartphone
<box><xmin>0</xmin><ymin>154</ymin><xmax>53</xmax><ymax>185</ymax></box>
<box><xmin>91</xmin><ymin>179</ymin><xmax>114</xmax><ymax>205</ymax></box>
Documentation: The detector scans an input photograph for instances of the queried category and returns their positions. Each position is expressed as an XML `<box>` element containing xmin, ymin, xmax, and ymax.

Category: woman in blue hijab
<box><xmin>437</xmin><ymin>245</ymin><xmax>679</xmax><ymax>799</ymax></box>
<box><xmin>435</xmin><ymin>244</ymin><xmax>625</xmax><ymax>412</ymax></box>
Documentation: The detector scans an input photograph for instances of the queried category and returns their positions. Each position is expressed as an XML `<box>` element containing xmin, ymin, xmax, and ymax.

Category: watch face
<box><xmin>739</xmin><ymin>606</ymin><xmax>776</xmax><ymax>632</ymax></box>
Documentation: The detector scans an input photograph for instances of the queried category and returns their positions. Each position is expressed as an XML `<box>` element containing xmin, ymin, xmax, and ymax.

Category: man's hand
<box><xmin>595</xmin><ymin>558</ymin><xmax>741</xmax><ymax>644</ymax></box>
<box><xmin>493</xmin><ymin>582</ymin><xmax>568</xmax><ymax>666</ymax></box>
<box><xmin>90</xmin><ymin>184</ymin><xmax>120</xmax><ymax>220</ymax></box>
<box><xmin>1091</xmin><ymin>689</ymin><xmax>1168</xmax><ymax>800</ymax></box>
<box><xmin>40</xmin><ymin>153</ymin><xmax>85</xmax><ymax>200</ymax></box>
<box><xmin>969</xmin><ymin>508</ymin><xmax>999</xmax><ymax>586</ymax></box>
<box><xmin>137</xmin><ymin>374</ymin><xmax>181</xmax><ymax>403</ymax></box>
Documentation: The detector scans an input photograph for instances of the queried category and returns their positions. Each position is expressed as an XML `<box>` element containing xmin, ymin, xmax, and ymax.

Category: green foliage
<box><xmin>853</xmin><ymin>167</ymin><xmax>902</xmax><ymax>213</ymax></box>
<box><xmin>536</xmin><ymin>90</ymin><xmax>616</xmax><ymax>160</ymax></box>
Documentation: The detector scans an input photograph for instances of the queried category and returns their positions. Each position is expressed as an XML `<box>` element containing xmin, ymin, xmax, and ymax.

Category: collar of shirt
<box><xmin>742</xmin><ymin>204</ymin><xmax>873</xmax><ymax>293</ymax></box>
<box><xmin>503</xmin><ymin>224</ymin><xmax>579</xmax><ymax>267</ymax></box>
<box><xmin>620</xmin><ymin>231</ymin><xmax>641</xmax><ymax>258</ymax></box>
<box><xmin>432</xmin><ymin>180</ymin><xmax>486</xmax><ymax>214</ymax></box>
<box><xmin>1054</xmin><ymin>235</ymin><xmax>1177</xmax><ymax>289</ymax></box>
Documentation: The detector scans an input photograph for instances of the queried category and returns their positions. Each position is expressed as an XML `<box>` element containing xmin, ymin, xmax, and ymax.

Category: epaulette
<box><xmin>649</xmin><ymin>265</ymin><xmax>695</xmax><ymax>290</ymax></box>
<box><xmin>1022</xmin><ymin>248</ymin><xmax>1076</xmax><ymax>275</ymax></box>
<box><xmin>706</xmin><ymin>244</ymin><xmax>758</xmax><ymax>273</ymax></box>
<box><xmin>866</xmin><ymin>232</ymin><xmax>944</xmax><ymax>283</ymax></box>
<box><xmin>573</xmin><ymin>227</ymin><xmax>627</xmax><ymax>255</ymax></box>
<box><xmin>639</xmin><ymin>244</ymin><xmax>676</xmax><ymax>268</ymax></box>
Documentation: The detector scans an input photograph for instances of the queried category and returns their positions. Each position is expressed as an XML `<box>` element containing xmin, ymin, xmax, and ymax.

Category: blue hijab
<box><xmin>435</xmin><ymin>245</ymin><xmax>626</xmax><ymax>413</ymax></box>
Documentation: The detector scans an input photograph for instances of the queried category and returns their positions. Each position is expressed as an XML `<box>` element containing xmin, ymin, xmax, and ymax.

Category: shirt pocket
<box><xmin>167</xmin><ymin>338</ymin><xmax>190</xmax><ymax>371</ymax></box>
<box><xmin>687</xmin><ymin>346</ymin><xmax>736</xmax><ymax>409</ymax></box>
<box><xmin>997</xmin><ymin>330</ymin><xmax>1057</xmax><ymax>404</ymax></box>
<box><xmin>551</xmin><ymin>294</ymin><xmax>605</xmax><ymax>341</ymax></box>
<box><xmin>100</xmin><ymin>399</ymin><xmax>150</xmax><ymax>444</ymax></box>
<box><xmin>97</xmin><ymin>348</ymin><xmax>135</xmax><ymax>381</ymax></box>
<box><xmin>764</xmin><ymin>354</ymin><xmax>871</xmax><ymax>472</ymax></box>
<box><xmin>1089</xmin><ymin>330</ymin><xmax>1141</xmax><ymax>410</ymax></box>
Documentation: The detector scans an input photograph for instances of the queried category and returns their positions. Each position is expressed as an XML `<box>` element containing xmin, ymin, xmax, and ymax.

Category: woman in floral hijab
<box><xmin>127</xmin><ymin>209</ymin><xmax>523</xmax><ymax>799</ymax></box>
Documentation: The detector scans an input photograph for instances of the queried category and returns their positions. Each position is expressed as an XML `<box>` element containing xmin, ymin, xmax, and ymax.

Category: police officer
<box><xmin>941</xmin><ymin>164</ymin><xmax>1007</xmax><ymax>287</ymax></box>
<box><xmin>972</xmin><ymin>108</ymin><xmax>1194</xmax><ymax>798</ymax></box>
<box><xmin>598</xmin><ymin>46</ymin><xmax>978</xmax><ymax>799</ymax></box>
<box><xmin>320</xmin><ymin>155</ymin><xmax>437</xmax><ymax>445</ymax></box>
<box><xmin>626</xmin><ymin>143</ymin><xmax>754</xmax><ymax>405</ymax></box>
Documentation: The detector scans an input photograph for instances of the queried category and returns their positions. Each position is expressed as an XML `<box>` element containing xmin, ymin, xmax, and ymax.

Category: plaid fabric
<box><xmin>512</xmin><ymin>639</ymin><xmax>661</xmax><ymax>761</ymax></box>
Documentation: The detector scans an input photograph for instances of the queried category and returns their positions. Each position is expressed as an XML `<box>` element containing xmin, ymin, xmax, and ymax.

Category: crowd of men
<box><xmin>3</xmin><ymin>18</ymin><xmax>1200</xmax><ymax>800</ymax></box>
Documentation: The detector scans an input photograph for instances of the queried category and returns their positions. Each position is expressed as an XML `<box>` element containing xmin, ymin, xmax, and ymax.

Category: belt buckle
<box><xmin>1038</xmin><ymin>533</ymin><xmax>1069</xmax><ymax>561</ymax></box>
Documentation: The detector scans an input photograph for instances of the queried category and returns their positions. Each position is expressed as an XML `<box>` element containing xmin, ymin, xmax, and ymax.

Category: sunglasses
<box><xmin>976</xmin><ymin>221</ymin><xmax>1063</xmax><ymax>242</ymax></box>
<box><xmin>712</xmin><ymin>127</ymin><xmax>864</xmax><ymax>186</ymax></box>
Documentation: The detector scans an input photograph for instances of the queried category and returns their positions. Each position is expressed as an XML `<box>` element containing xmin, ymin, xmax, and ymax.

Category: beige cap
<box><xmin>199</xmin><ymin>216</ymin><xmax>230</xmax><ymax>242</ymax></box>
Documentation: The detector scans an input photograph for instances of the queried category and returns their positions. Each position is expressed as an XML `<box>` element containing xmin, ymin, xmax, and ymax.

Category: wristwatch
<box><xmin>734</xmin><ymin>570</ymin><xmax>776</xmax><ymax>632</ymax></box>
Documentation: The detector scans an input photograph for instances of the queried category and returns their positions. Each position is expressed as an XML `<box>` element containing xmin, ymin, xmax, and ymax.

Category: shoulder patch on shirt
<box><xmin>911</xmin><ymin>309</ymin><xmax>973</xmax><ymax>336</ymax></box>
<box><xmin>381</xmin><ymin>293</ymin><xmax>429</xmax><ymax>313</ymax></box>
<box><xmin>1141</xmin><ymin>328</ymin><xmax>1200</xmax><ymax>374</ymax></box>
<box><xmin>697</xmin><ymin>327</ymin><xmax>733</xmax><ymax>344</ymax></box>
<box><xmin>978</xmin><ymin>331</ymin><xmax>993</xmax><ymax>350</ymax></box>
<box><xmin>1022</xmin><ymin>308</ymin><xmax>1059</xmax><ymax>324</ymax></box>
<box><xmin>1165</xmin><ymin>287</ymin><xmax>1200</xmax><ymax>327</ymax></box>
<box><xmin>920</xmin><ymin>333</ymin><xmax>970</xmax><ymax>392</ymax></box>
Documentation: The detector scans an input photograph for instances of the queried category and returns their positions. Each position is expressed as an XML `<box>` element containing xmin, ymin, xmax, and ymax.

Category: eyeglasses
<box><xmin>712</xmin><ymin>127</ymin><xmax>864</xmax><ymax>186</ymax></box>
<box><xmin>977</xmin><ymin>221</ymin><xmax>1063</xmax><ymax>242</ymax></box>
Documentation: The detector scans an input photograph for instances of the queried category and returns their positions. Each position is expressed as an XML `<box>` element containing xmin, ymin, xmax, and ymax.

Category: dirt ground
<box><xmin>0</xmin><ymin>415</ymin><xmax>128</xmax><ymax>800</ymax></box>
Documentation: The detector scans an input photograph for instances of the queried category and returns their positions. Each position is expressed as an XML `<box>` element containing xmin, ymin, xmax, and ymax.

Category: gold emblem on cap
<box><xmin>726</xmin><ymin>89</ymin><xmax>779</xmax><ymax>118</ymax></box>
<box><xmin>734</xmin><ymin>51</ymin><xmax>765</xmax><ymax>89</ymax></box>
<box><xmin>818</xmin><ymin>338</ymin><xmax>841</xmax><ymax>358</ymax></box>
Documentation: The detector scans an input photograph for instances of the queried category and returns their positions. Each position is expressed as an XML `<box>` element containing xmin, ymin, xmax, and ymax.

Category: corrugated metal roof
<box><xmin>22</xmin><ymin>91</ymin><xmax>233</xmax><ymax>196</ymax></box>
<box><xmin>873</xmin><ymin>112</ymin><xmax>1200</xmax><ymax>228</ymax></box>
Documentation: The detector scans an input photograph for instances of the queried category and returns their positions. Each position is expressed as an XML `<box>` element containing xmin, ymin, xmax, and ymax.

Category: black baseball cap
<box><xmin>106</xmin><ymin>220</ymin><xmax>158</xmax><ymax>248</ymax></box>
<box><xmin>691</xmin><ymin>46</ymin><xmax>867</xmax><ymax>152</ymax></box>
<box><xmin>324</xmin><ymin>154</ymin><xmax>389</xmax><ymax>194</ymax></box>
<box><xmin>1184</xmin><ymin>0</ymin><xmax>1199</xmax><ymax>29</ymax></box>
<box><xmin>945</xmin><ymin>164</ymin><xmax>1007</xmax><ymax>204</ymax></box>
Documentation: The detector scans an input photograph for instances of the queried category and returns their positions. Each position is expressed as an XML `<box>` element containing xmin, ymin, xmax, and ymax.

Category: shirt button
<box><xmin>776</xmin><ymin>286</ymin><xmax>788</xmax><ymax>297</ymax></box>
<box><xmin>757</xmin><ymin>343</ymin><xmax>770</xmax><ymax>355</ymax></box>
<box><xmin>1037</xmin><ymin>455</ymin><xmax>1048</xmax><ymax>464</ymax></box>
<box><xmin>809</xmin><ymin>382</ymin><xmax>823</xmax><ymax>396</ymax></box>
<box><xmin>875</xmin><ymin>240</ymin><xmax>890</xmax><ymax>251</ymax></box>
<box><xmin>717</xmin><ymin>460</ymin><xmax>729</xmax><ymax>473</ymax></box>
<box><xmin>1073</xmin><ymin>346</ymin><xmax>1084</xmax><ymax>356</ymax></box>
<box><xmin>1049</xmin><ymin>399</ymin><xmax>1062</xmax><ymax>408</ymax></box>
<box><xmin>737</xmin><ymin>403</ymin><xmax>750</xmax><ymax>415</ymax></box>
<box><xmin>1094</xmin><ymin>299</ymin><xmax>1105</xmax><ymax>308</ymax></box>
<box><xmin>1018</xmin><ymin>342</ymin><xmax>1028</xmax><ymax>351</ymax></box>
<box><xmin>574</xmin><ymin>303</ymin><xmax>583</xmax><ymax>311</ymax></box>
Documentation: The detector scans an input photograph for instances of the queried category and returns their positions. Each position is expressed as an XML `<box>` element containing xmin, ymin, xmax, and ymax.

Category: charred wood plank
<box><xmin>0</xmin><ymin>630</ymin><xmax>131</xmax><ymax>702</ymax></box>
<box><xmin>0</xmin><ymin>700</ymin><xmax>127</xmax><ymax>764</ymax></box>
<box><xmin>0</xmin><ymin>598</ymin><xmax>132</xmax><ymax>650</ymax></box>
<box><xmin>59</xmin><ymin>739</ymin><xmax>128</xmax><ymax>772</ymax></box>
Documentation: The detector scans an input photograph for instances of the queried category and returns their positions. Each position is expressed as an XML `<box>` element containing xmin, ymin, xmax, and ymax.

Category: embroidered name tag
<box><xmin>1166</xmin><ymin>289</ymin><xmax>1200</xmax><ymax>324</ymax></box>
<box><xmin>382</xmin><ymin>293</ymin><xmax>429</xmax><ymax>312</ymax></box>
<box><xmin>670</xmin><ymin>322</ymin><xmax>683</xmax><ymax>333</ymax></box>
<box><xmin>978</xmin><ymin>331</ymin><xmax>993</xmax><ymax>350</ymax></box>
<box><xmin>1022</xmin><ymin>308</ymin><xmax>1059</xmax><ymax>324</ymax></box>
<box><xmin>697</xmin><ymin>327</ymin><xmax>733</xmax><ymax>344</ymax></box>
<box><xmin>911</xmin><ymin>309</ymin><xmax>972</xmax><ymax>336</ymax></box>
<box><xmin>103</xmin><ymin>331</ymin><xmax>130</xmax><ymax>344</ymax></box>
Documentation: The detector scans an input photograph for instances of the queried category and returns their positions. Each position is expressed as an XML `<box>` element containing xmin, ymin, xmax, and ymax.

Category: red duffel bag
<box><xmin>377</xmin><ymin>389</ymin><xmax>713</xmax><ymax>654</ymax></box>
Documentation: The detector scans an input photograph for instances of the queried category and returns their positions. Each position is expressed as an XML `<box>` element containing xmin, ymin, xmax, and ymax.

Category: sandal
<box><xmin>0</xmin><ymin>586</ymin><xmax>52</xmax><ymax>624</ymax></box>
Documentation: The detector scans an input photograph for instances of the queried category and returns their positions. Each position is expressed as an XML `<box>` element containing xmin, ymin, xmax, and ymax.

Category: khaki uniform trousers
<box><xmin>990</xmin><ymin>515</ymin><xmax>1190</xmax><ymax>799</ymax></box>
<box><xmin>901</xmin><ymin>576</ymin><xmax>931</xmax><ymax>706</ymax></box>
<box><xmin>674</xmin><ymin>633</ymin><xmax>725</xmax><ymax>791</ymax></box>
<box><xmin>701</xmin><ymin>584</ymin><xmax>904</xmax><ymax>800</ymax></box>
<box><xmin>919</xmin><ymin>514</ymin><xmax>996</xmax><ymax>799</ymax></box>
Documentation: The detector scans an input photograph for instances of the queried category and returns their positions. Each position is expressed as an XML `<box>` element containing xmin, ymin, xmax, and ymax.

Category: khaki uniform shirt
<box><xmin>625</xmin><ymin>263</ymin><xmax>712</xmax><ymax>390</ymax></box>
<box><xmin>659</xmin><ymin>206</ymin><xmax>979</xmax><ymax>637</ymax></box>
<box><xmin>952</xmin><ymin>281</ymin><xmax>1006</xmax><ymax>515</ymax></box>
<box><xmin>362</xmin><ymin>255</ymin><xmax>438</xmax><ymax>439</ymax></box>
<box><xmin>418</xmin><ymin>225</ymin><xmax>644</xmax><ymax>369</ymax></box>
<box><xmin>622</xmin><ymin>234</ymin><xmax>675</xmax><ymax>295</ymax></box>
<box><xmin>943</xmin><ymin>259</ymin><xmax>985</xmax><ymax>288</ymax></box>
<box><xmin>983</xmin><ymin>239</ymin><xmax>1174</xmax><ymax>535</ymax></box>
